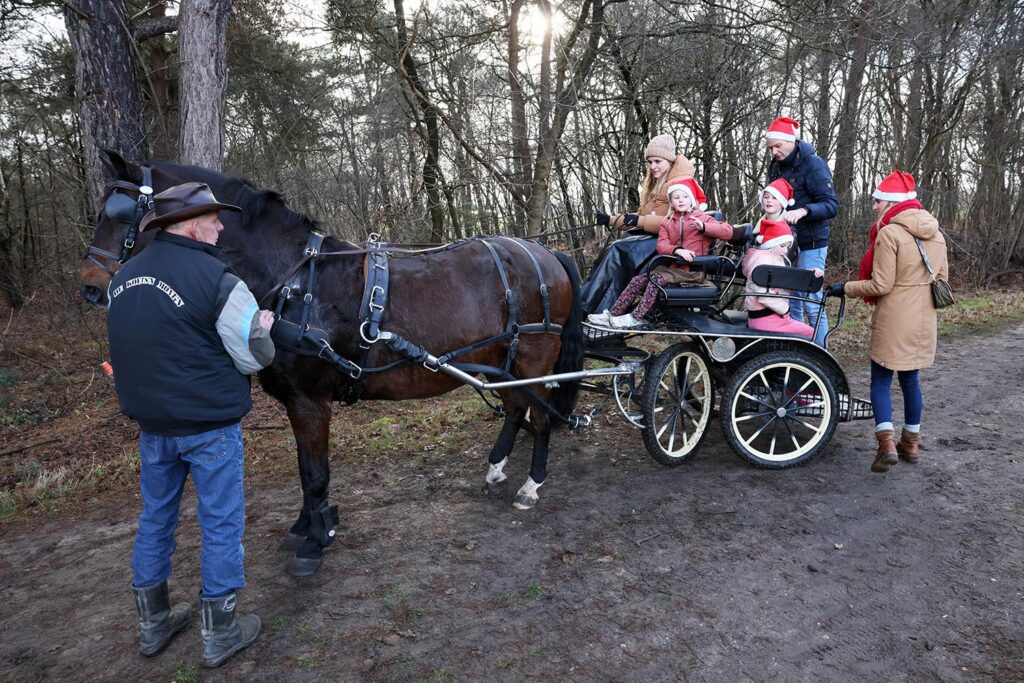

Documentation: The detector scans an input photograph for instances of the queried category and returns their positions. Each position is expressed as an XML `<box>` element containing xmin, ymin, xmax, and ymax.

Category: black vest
<box><xmin>107</xmin><ymin>231</ymin><xmax>252</xmax><ymax>435</ymax></box>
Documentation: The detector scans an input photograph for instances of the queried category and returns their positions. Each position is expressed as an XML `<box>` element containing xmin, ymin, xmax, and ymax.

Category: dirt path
<box><xmin>2</xmin><ymin>324</ymin><xmax>1022</xmax><ymax>682</ymax></box>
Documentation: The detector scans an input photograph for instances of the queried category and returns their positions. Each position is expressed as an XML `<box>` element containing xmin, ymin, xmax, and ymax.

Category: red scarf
<box><xmin>856</xmin><ymin>199</ymin><xmax>923</xmax><ymax>304</ymax></box>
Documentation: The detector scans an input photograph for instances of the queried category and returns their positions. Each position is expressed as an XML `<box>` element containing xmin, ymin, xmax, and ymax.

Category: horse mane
<box><xmin>148</xmin><ymin>159</ymin><xmax>320</xmax><ymax>234</ymax></box>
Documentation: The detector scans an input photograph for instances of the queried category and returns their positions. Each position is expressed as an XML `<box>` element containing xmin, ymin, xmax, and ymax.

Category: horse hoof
<box><xmin>286</xmin><ymin>556</ymin><xmax>322</xmax><ymax>577</ymax></box>
<box><xmin>280</xmin><ymin>533</ymin><xmax>305</xmax><ymax>552</ymax></box>
<box><xmin>483</xmin><ymin>478</ymin><xmax>507</xmax><ymax>495</ymax></box>
<box><xmin>512</xmin><ymin>494</ymin><xmax>538</xmax><ymax>510</ymax></box>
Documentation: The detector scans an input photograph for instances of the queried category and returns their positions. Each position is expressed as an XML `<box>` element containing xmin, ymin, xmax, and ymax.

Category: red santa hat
<box><xmin>761</xmin><ymin>178</ymin><xmax>795</xmax><ymax>209</ymax></box>
<box><xmin>665</xmin><ymin>177</ymin><xmax>708</xmax><ymax>211</ymax></box>
<box><xmin>765</xmin><ymin>116</ymin><xmax>801</xmax><ymax>143</ymax></box>
<box><xmin>872</xmin><ymin>170</ymin><xmax>917</xmax><ymax>202</ymax></box>
<box><xmin>757</xmin><ymin>219</ymin><xmax>795</xmax><ymax>250</ymax></box>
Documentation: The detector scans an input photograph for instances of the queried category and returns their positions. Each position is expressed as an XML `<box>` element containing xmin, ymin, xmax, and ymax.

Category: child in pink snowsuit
<box><xmin>743</xmin><ymin>219</ymin><xmax>819</xmax><ymax>340</ymax></box>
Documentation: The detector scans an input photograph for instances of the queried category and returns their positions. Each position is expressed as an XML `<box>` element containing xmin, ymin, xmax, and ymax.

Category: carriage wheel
<box><xmin>613</xmin><ymin>369</ymin><xmax>644</xmax><ymax>428</ymax></box>
<box><xmin>641</xmin><ymin>343</ymin><xmax>714</xmax><ymax>466</ymax></box>
<box><xmin>721</xmin><ymin>350</ymin><xmax>839</xmax><ymax>469</ymax></box>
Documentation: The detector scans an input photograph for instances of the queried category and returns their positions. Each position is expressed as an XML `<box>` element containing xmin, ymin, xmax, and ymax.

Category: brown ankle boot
<box><xmin>872</xmin><ymin>430</ymin><xmax>898</xmax><ymax>473</ymax></box>
<box><xmin>897</xmin><ymin>429</ymin><xmax>920</xmax><ymax>463</ymax></box>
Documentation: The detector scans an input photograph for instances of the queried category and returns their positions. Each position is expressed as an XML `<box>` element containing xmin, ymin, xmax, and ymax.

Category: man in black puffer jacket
<box><xmin>107</xmin><ymin>182</ymin><xmax>275</xmax><ymax>668</ymax></box>
<box><xmin>765</xmin><ymin>116</ymin><xmax>839</xmax><ymax>346</ymax></box>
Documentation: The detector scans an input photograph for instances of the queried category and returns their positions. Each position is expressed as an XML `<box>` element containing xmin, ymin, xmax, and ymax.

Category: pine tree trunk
<box><xmin>179</xmin><ymin>0</ymin><xmax>231</xmax><ymax>170</ymax></box>
<box><xmin>63</xmin><ymin>0</ymin><xmax>149</xmax><ymax>206</ymax></box>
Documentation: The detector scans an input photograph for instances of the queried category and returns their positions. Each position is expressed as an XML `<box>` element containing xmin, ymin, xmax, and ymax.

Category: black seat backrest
<box><xmin>750</xmin><ymin>265</ymin><xmax>824</xmax><ymax>293</ymax></box>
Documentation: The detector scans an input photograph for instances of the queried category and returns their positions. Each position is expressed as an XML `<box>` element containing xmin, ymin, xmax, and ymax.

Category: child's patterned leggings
<box><xmin>610</xmin><ymin>273</ymin><xmax>667</xmax><ymax>320</ymax></box>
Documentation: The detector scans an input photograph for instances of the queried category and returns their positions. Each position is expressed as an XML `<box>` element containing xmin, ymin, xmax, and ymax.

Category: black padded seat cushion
<box><xmin>658</xmin><ymin>285</ymin><xmax>720</xmax><ymax>307</ymax></box>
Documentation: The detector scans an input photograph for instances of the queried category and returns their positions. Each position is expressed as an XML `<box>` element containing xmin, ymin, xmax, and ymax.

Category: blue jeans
<box><xmin>132</xmin><ymin>423</ymin><xmax>246</xmax><ymax>598</ymax></box>
<box><xmin>792</xmin><ymin>246</ymin><xmax>829</xmax><ymax>346</ymax></box>
<box><xmin>870</xmin><ymin>361</ymin><xmax>922</xmax><ymax>429</ymax></box>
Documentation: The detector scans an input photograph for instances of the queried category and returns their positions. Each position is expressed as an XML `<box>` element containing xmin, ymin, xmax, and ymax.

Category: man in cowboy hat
<box><xmin>106</xmin><ymin>182</ymin><xmax>275</xmax><ymax>668</ymax></box>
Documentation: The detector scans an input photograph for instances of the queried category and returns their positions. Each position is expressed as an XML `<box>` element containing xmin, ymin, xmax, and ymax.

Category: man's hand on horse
<box><xmin>258</xmin><ymin>310</ymin><xmax>275</xmax><ymax>331</ymax></box>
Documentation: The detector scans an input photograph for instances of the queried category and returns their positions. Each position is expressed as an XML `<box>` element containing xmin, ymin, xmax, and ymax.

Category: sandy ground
<box><xmin>1</xmin><ymin>324</ymin><xmax>1022</xmax><ymax>682</ymax></box>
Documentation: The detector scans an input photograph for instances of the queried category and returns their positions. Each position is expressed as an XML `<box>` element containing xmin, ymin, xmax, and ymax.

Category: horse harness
<box><xmin>86</xmin><ymin>167</ymin><xmax>155</xmax><ymax>278</ymax></box>
<box><xmin>267</xmin><ymin>233</ymin><xmax>564</xmax><ymax>407</ymax></box>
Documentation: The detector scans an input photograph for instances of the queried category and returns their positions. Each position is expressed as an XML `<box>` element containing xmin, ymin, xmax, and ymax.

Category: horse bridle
<box><xmin>85</xmin><ymin>166</ymin><xmax>155</xmax><ymax>277</ymax></box>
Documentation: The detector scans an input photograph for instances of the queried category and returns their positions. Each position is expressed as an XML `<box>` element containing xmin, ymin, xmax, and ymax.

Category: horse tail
<box><xmin>550</xmin><ymin>249</ymin><xmax>585</xmax><ymax>422</ymax></box>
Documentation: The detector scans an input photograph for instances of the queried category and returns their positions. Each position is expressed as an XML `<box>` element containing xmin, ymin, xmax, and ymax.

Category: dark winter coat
<box><xmin>767</xmin><ymin>141</ymin><xmax>838</xmax><ymax>250</ymax></box>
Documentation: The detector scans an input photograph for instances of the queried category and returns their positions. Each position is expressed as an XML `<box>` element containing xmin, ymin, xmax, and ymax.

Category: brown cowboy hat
<box><xmin>140</xmin><ymin>181</ymin><xmax>242</xmax><ymax>231</ymax></box>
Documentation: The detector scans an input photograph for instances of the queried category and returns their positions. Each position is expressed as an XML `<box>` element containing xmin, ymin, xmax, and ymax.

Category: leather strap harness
<box><xmin>266</xmin><ymin>233</ymin><xmax>568</xmax><ymax>414</ymax></box>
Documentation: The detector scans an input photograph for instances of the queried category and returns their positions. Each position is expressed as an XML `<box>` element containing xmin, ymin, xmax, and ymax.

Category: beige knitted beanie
<box><xmin>645</xmin><ymin>134</ymin><xmax>676</xmax><ymax>162</ymax></box>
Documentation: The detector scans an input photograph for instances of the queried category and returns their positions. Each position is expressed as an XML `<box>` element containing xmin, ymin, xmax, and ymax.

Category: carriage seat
<box><xmin>749</xmin><ymin>264</ymin><xmax>824</xmax><ymax>293</ymax></box>
<box><xmin>658</xmin><ymin>284</ymin><xmax>721</xmax><ymax>308</ymax></box>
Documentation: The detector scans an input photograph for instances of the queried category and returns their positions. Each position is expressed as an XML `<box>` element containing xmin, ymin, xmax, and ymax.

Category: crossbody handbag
<box><xmin>913</xmin><ymin>238</ymin><xmax>955</xmax><ymax>309</ymax></box>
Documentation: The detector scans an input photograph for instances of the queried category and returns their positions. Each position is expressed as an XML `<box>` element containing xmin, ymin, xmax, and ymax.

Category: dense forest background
<box><xmin>1</xmin><ymin>0</ymin><xmax>1022</xmax><ymax>310</ymax></box>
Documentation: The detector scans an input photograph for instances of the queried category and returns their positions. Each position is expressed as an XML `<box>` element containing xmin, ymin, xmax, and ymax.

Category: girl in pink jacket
<box><xmin>589</xmin><ymin>178</ymin><xmax>733</xmax><ymax>329</ymax></box>
<box><xmin>743</xmin><ymin>220</ymin><xmax>819</xmax><ymax>340</ymax></box>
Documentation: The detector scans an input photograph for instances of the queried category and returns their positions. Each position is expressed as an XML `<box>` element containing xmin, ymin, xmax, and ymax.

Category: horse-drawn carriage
<box><xmin>81</xmin><ymin>154</ymin><xmax>872</xmax><ymax>576</ymax></box>
<box><xmin>578</xmin><ymin>223</ymin><xmax>873</xmax><ymax>470</ymax></box>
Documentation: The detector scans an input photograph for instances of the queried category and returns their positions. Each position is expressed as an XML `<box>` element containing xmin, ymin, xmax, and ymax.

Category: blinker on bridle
<box><xmin>85</xmin><ymin>166</ymin><xmax>155</xmax><ymax>277</ymax></box>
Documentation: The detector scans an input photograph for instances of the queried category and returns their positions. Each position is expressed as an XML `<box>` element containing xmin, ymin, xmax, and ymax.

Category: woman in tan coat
<box><xmin>828</xmin><ymin>171</ymin><xmax>948</xmax><ymax>473</ymax></box>
<box><xmin>580</xmin><ymin>134</ymin><xmax>695</xmax><ymax>316</ymax></box>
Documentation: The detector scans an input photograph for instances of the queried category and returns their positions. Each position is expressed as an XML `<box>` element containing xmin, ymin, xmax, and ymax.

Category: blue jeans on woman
<box><xmin>792</xmin><ymin>246</ymin><xmax>829</xmax><ymax>346</ymax></box>
<box><xmin>131</xmin><ymin>423</ymin><xmax>246</xmax><ymax>598</ymax></box>
<box><xmin>870</xmin><ymin>361</ymin><xmax>922</xmax><ymax>432</ymax></box>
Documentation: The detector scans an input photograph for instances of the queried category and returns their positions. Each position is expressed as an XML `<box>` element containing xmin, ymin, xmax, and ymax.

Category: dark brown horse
<box><xmin>80</xmin><ymin>152</ymin><xmax>585</xmax><ymax>576</ymax></box>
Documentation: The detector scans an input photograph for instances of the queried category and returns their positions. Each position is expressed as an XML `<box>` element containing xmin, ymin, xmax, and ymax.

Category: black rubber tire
<box><xmin>641</xmin><ymin>343</ymin><xmax>714</xmax><ymax>466</ymax></box>
<box><xmin>720</xmin><ymin>350</ymin><xmax>838</xmax><ymax>469</ymax></box>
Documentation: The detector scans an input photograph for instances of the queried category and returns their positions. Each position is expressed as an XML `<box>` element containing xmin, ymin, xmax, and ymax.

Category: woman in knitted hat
<box><xmin>579</xmin><ymin>134</ymin><xmax>696</xmax><ymax>315</ymax></box>
<box><xmin>825</xmin><ymin>170</ymin><xmax>948</xmax><ymax>474</ymax></box>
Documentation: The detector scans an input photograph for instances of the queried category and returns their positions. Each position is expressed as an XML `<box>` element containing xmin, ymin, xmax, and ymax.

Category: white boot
<box><xmin>609</xmin><ymin>313</ymin><xmax>642</xmax><ymax>329</ymax></box>
<box><xmin>586</xmin><ymin>310</ymin><xmax>611</xmax><ymax>325</ymax></box>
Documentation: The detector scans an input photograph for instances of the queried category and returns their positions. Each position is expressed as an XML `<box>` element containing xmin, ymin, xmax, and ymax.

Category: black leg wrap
<box><xmin>310</xmin><ymin>500</ymin><xmax>340</xmax><ymax>548</ymax></box>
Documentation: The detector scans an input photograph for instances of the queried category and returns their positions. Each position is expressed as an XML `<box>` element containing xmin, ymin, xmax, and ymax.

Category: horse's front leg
<box><xmin>484</xmin><ymin>395</ymin><xmax>527</xmax><ymax>494</ymax></box>
<box><xmin>282</xmin><ymin>392</ymin><xmax>336</xmax><ymax>577</ymax></box>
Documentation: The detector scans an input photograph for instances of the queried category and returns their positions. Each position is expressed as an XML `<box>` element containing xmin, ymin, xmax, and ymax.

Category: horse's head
<box><xmin>80</xmin><ymin>151</ymin><xmax>159</xmax><ymax>307</ymax></box>
<box><xmin>81</xmin><ymin>150</ymin><xmax>325</xmax><ymax>308</ymax></box>
<box><xmin>80</xmin><ymin>151</ymin><xmax>230</xmax><ymax>307</ymax></box>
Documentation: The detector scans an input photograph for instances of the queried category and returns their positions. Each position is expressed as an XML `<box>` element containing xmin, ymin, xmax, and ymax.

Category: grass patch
<box><xmin>525</xmin><ymin>580</ymin><xmax>545</xmax><ymax>599</ymax></box>
<box><xmin>0</xmin><ymin>368</ymin><xmax>19</xmax><ymax>389</ymax></box>
<box><xmin>297</xmin><ymin>653</ymin><xmax>318</xmax><ymax>670</ymax></box>
<box><xmin>0</xmin><ymin>490</ymin><xmax>16</xmax><ymax>520</ymax></box>
<box><xmin>936</xmin><ymin>289</ymin><xmax>1024</xmax><ymax>334</ymax></box>
<box><xmin>173</xmin><ymin>658</ymin><xmax>199</xmax><ymax>683</ymax></box>
<box><xmin>384</xmin><ymin>584</ymin><xmax>410</xmax><ymax>609</ymax></box>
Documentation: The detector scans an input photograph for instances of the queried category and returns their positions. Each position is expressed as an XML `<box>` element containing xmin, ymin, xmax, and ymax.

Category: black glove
<box><xmin>623</xmin><ymin>213</ymin><xmax>639</xmax><ymax>227</ymax></box>
<box><xmin>825</xmin><ymin>282</ymin><xmax>845</xmax><ymax>298</ymax></box>
<box><xmin>595</xmin><ymin>211</ymin><xmax>610</xmax><ymax>226</ymax></box>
